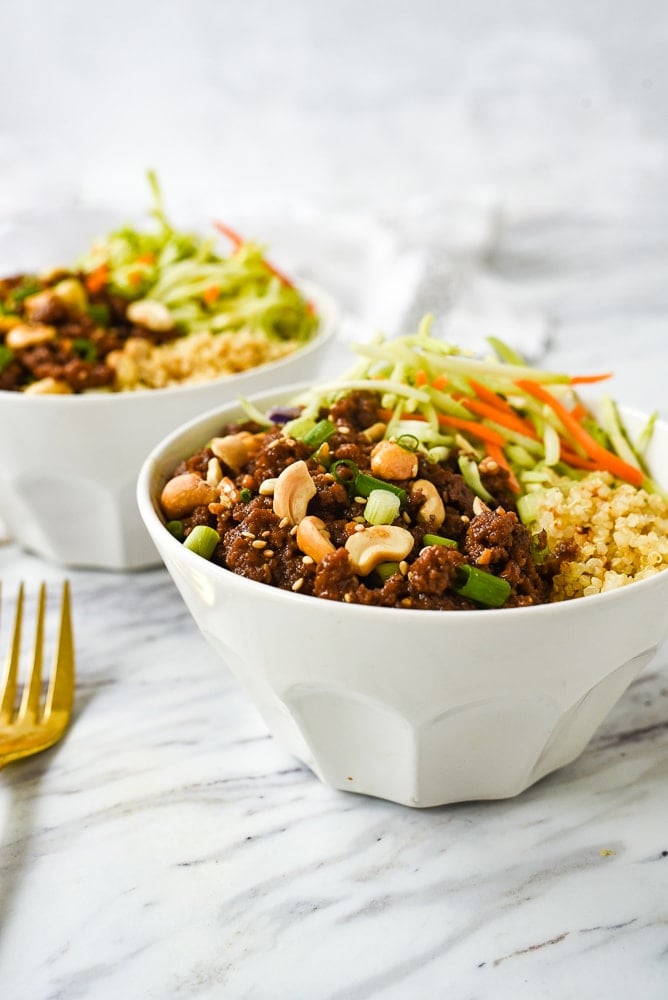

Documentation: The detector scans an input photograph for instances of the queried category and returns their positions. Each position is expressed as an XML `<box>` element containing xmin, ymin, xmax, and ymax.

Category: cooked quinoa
<box><xmin>109</xmin><ymin>329</ymin><xmax>298</xmax><ymax>391</ymax></box>
<box><xmin>533</xmin><ymin>472</ymin><xmax>668</xmax><ymax>599</ymax></box>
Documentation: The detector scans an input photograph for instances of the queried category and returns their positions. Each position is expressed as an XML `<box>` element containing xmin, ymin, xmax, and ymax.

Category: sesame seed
<box><xmin>292</xmin><ymin>577</ymin><xmax>305</xmax><ymax>592</ymax></box>
<box><xmin>279</xmin><ymin>516</ymin><xmax>290</xmax><ymax>529</ymax></box>
<box><xmin>354</xmin><ymin>523</ymin><xmax>366</xmax><ymax>532</ymax></box>
<box><xmin>399</xmin><ymin>560</ymin><xmax>408</xmax><ymax>575</ymax></box>
<box><xmin>241</xmin><ymin>531</ymin><xmax>256</xmax><ymax>539</ymax></box>
<box><xmin>338</xmin><ymin>426</ymin><xmax>351</xmax><ymax>435</ymax></box>
<box><xmin>402</xmin><ymin>512</ymin><xmax>411</xmax><ymax>524</ymax></box>
<box><xmin>302</xmin><ymin>555</ymin><xmax>314</xmax><ymax>565</ymax></box>
<box><xmin>343</xmin><ymin>593</ymin><xmax>353</xmax><ymax>602</ymax></box>
<box><xmin>263</xmin><ymin>549</ymin><xmax>275</xmax><ymax>558</ymax></box>
<box><xmin>258</xmin><ymin>479</ymin><xmax>277</xmax><ymax>496</ymax></box>
<box><xmin>262</xmin><ymin>530</ymin><xmax>271</xmax><ymax>538</ymax></box>
<box><xmin>354</xmin><ymin>496</ymin><xmax>366</xmax><ymax>505</ymax></box>
<box><xmin>461</xmin><ymin>515</ymin><xmax>470</xmax><ymax>524</ymax></box>
<box><xmin>290</xmin><ymin>525</ymin><xmax>298</xmax><ymax>536</ymax></box>
<box><xmin>251</xmin><ymin>539</ymin><xmax>267</xmax><ymax>549</ymax></box>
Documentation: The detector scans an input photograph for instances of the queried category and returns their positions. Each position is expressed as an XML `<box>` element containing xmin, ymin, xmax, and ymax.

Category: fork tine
<box><xmin>1</xmin><ymin>582</ymin><xmax>24</xmax><ymax>721</ymax></box>
<box><xmin>17</xmin><ymin>582</ymin><xmax>46</xmax><ymax>723</ymax></box>
<box><xmin>44</xmin><ymin>581</ymin><xmax>75</xmax><ymax>719</ymax></box>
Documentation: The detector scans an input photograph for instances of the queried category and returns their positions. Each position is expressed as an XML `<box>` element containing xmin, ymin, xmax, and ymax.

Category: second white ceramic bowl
<box><xmin>0</xmin><ymin>283</ymin><xmax>338</xmax><ymax>569</ymax></box>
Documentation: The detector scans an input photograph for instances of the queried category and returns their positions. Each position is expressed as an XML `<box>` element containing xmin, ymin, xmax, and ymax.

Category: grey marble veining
<box><xmin>2</xmin><ymin>2</ymin><xmax>668</xmax><ymax>997</ymax></box>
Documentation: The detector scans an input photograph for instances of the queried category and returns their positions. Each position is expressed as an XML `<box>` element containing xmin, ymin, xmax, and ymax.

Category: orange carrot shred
<box><xmin>437</xmin><ymin>414</ymin><xmax>506</xmax><ymax>446</ymax></box>
<box><xmin>569</xmin><ymin>373</ymin><xmax>613</xmax><ymax>385</ymax></box>
<box><xmin>431</xmin><ymin>374</ymin><xmax>449</xmax><ymax>390</ymax></box>
<box><xmin>468</xmin><ymin>379</ymin><xmax>516</xmax><ymax>415</ymax></box>
<box><xmin>202</xmin><ymin>285</ymin><xmax>220</xmax><ymax>305</ymax></box>
<box><xmin>414</xmin><ymin>370</ymin><xmax>428</xmax><ymax>387</ymax></box>
<box><xmin>462</xmin><ymin>397</ymin><xmax>538</xmax><ymax>440</ymax></box>
<box><xmin>213</xmin><ymin>219</ymin><xmax>244</xmax><ymax>248</ymax></box>
<box><xmin>516</xmin><ymin>379</ymin><xmax>644</xmax><ymax>486</ymax></box>
<box><xmin>85</xmin><ymin>263</ymin><xmax>109</xmax><ymax>295</ymax></box>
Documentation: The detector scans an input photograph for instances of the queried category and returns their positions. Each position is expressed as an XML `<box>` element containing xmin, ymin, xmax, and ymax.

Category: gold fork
<box><xmin>0</xmin><ymin>581</ymin><xmax>75</xmax><ymax>768</ymax></box>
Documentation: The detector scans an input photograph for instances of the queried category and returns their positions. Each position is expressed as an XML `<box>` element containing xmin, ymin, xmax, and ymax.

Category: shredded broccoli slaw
<box><xmin>285</xmin><ymin>316</ymin><xmax>661</xmax><ymax>519</ymax></box>
<box><xmin>77</xmin><ymin>171</ymin><xmax>317</xmax><ymax>347</ymax></box>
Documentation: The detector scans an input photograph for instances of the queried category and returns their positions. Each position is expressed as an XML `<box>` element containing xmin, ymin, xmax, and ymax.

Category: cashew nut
<box><xmin>296</xmin><ymin>515</ymin><xmax>336</xmax><ymax>563</ymax></box>
<box><xmin>272</xmin><ymin>460</ymin><xmax>316</xmax><ymax>524</ymax></box>
<box><xmin>24</xmin><ymin>377</ymin><xmax>72</xmax><ymax>395</ymax></box>
<box><xmin>126</xmin><ymin>299</ymin><xmax>174</xmax><ymax>332</ymax></box>
<box><xmin>6</xmin><ymin>323</ymin><xmax>56</xmax><ymax>350</ymax></box>
<box><xmin>370</xmin><ymin>440</ymin><xmax>419</xmax><ymax>481</ymax></box>
<box><xmin>210</xmin><ymin>431</ymin><xmax>260</xmax><ymax>474</ymax></box>
<box><xmin>53</xmin><ymin>278</ymin><xmax>88</xmax><ymax>313</ymax></box>
<box><xmin>206</xmin><ymin>457</ymin><xmax>223</xmax><ymax>487</ymax></box>
<box><xmin>160</xmin><ymin>473</ymin><xmax>219</xmax><ymax>519</ymax></box>
<box><xmin>344</xmin><ymin>524</ymin><xmax>414</xmax><ymax>576</ymax></box>
<box><xmin>410</xmin><ymin>479</ymin><xmax>445</xmax><ymax>529</ymax></box>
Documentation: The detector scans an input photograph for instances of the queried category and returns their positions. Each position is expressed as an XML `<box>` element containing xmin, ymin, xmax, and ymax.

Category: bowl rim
<box><xmin>0</xmin><ymin>277</ymin><xmax>339</xmax><ymax>405</ymax></box>
<box><xmin>136</xmin><ymin>385</ymin><xmax>668</xmax><ymax>622</ymax></box>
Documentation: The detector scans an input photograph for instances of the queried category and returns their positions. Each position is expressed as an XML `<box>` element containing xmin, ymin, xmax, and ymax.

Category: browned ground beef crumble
<box><xmin>0</xmin><ymin>272</ymin><xmax>175</xmax><ymax>392</ymax></box>
<box><xmin>163</xmin><ymin>390</ymin><xmax>571</xmax><ymax>610</ymax></box>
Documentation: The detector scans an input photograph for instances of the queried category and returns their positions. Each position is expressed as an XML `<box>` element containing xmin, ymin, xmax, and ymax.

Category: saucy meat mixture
<box><xmin>160</xmin><ymin>390</ymin><xmax>572</xmax><ymax>610</ymax></box>
<box><xmin>0</xmin><ymin>271</ymin><xmax>178</xmax><ymax>394</ymax></box>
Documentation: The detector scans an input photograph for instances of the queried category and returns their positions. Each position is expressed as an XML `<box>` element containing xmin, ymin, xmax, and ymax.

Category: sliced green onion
<box><xmin>0</xmin><ymin>345</ymin><xmax>15</xmax><ymax>372</ymax></box>
<box><xmin>457</xmin><ymin>455</ymin><xmax>495</xmax><ymax>503</ymax></box>
<box><xmin>422</xmin><ymin>534</ymin><xmax>458</xmax><ymax>549</ymax></box>
<box><xmin>364</xmin><ymin>489</ymin><xmax>401</xmax><ymax>525</ymax></box>
<box><xmin>331</xmin><ymin>460</ymin><xmax>407</xmax><ymax>504</ymax></box>
<box><xmin>184</xmin><ymin>525</ymin><xmax>220</xmax><ymax>559</ymax></box>
<box><xmin>354</xmin><ymin>472</ymin><xmax>407</xmax><ymax>504</ymax></box>
<box><xmin>302</xmin><ymin>419</ymin><xmax>336</xmax><ymax>449</ymax></box>
<box><xmin>72</xmin><ymin>338</ymin><xmax>99</xmax><ymax>362</ymax></box>
<box><xmin>396</xmin><ymin>433</ymin><xmax>420</xmax><ymax>452</ymax></box>
<box><xmin>375</xmin><ymin>561</ymin><xmax>401</xmax><ymax>583</ymax></box>
<box><xmin>426</xmin><ymin>445</ymin><xmax>451</xmax><ymax>464</ymax></box>
<box><xmin>454</xmin><ymin>564</ymin><xmax>511</xmax><ymax>607</ymax></box>
<box><xmin>166</xmin><ymin>519</ymin><xmax>184</xmax><ymax>540</ymax></box>
<box><xmin>87</xmin><ymin>303</ymin><xmax>110</xmax><ymax>326</ymax></box>
<box><xmin>282</xmin><ymin>415</ymin><xmax>316</xmax><ymax>440</ymax></box>
<box><xmin>239</xmin><ymin>488</ymin><xmax>252</xmax><ymax>502</ymax></box>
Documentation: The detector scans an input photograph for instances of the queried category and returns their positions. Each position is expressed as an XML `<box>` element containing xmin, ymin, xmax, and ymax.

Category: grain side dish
<box><xmin>158</xmin><ymin>321</ymin><xmax>668</xmax><ymax>609</ymax></box>
<box><xmin>0</xmin><ymin>174</ymin><xmax>317</xmax><ymax>394</ymax></box>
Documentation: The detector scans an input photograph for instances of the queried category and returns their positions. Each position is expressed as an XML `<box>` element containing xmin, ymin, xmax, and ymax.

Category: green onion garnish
<box><xmin>239</xmin><ymin>488</ymin><xmax>252</xmax><ymax>502</ymax></box>
<box><xmin>364</xmin><ymin>489</ymin><xmax>401</xmax><ymax>526</ymax></box>
<box><xmin>396</xmin><ymin>433</ymin><xmax>420</xmax><ymax>452</ymax></box>
<box><xmin>331</xmin><ymin>459</ymin><xmax>407</xmax><ymax>504</ymax></box>
<box><xmin>87</xmin><ymin>303</ymin><xmax>110</xmax><ymax>326</ymax></box>
<box><xmin>375</xmin><ymin>561</ymin><xmax>401</xmax><ymax>583</ymax></box>
<box><xmin>422</xmin><ymin>534</ymin><xmax>458</xmax><ymax>549</ymax></box>
<box><xmin>166</xmin><ymin>520</ymin><xmax>184</xmax><ymax>540</ymax></box>
<box><xmin>454</xmin><ymin>564</ymin><xmax>511</xmax><ymax>607</ymax></box>
<box><xmin>282</xmin><ymin>415</ymin><xmax>316</xmax><ymax>440</ymax></box>
<box><xmin>302</xmin><ymin>419</ymin><xmax>336</xmax><ymax>449</ymax></box>
<box><xmin>183</xmin><ymin>524</ymin><xmax>220</xmax><ymax>559</ymax></box>
<box><xmin>72</xmin><ymin>338</ymin><xmax>99</xmax><ymax>362</ymax></box>
<box><xmin>0</xmin><ymin>345</ymin><xmax>15</xmax><ymax>372</ymax></box>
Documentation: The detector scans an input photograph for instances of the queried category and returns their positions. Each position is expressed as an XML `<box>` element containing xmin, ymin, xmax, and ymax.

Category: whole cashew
<box><xmin>273</xmin><ymin>460</ymin><xmax>316</xmax><ymax>524</ymax></box>
<box><xmin>296</xmin><ymin>515</ymin><xmax>336</xmax><ymax>563</ymax></box>
<box><xmin>160</xmin><ymin>473</ymin><xmax>219</xmax><ymax>520</ymax></box>
<box><xmin>410</xmin><ymin>479</ymin><xmax>445</xmax><ymax>529</ymax></box>
<box><xmin>126</xmin><ymin>299</ymin><xmax>174</xmax><ymax>332</ymax></box>
<box><xmin>370</xmin><ymin>441</ymin><xmax>418</xmax><ymax>481</ymax></box>
<box><xmin>210</xmin><ymin>432</ymin><xmax>260</xmax><ymax>474</ymax></box>
<box><xmin>6</xmin><ymin>323</ymin><xmax>56</xmax><ymax>350</ymax></box>
<box><xmin>345</xmin><ymin>524</ymin><xmax>414</xmax><ymax>576</ymax></box>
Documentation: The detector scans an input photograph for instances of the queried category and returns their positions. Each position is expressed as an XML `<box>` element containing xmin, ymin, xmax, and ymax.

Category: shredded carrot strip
<box><xmin>437</xmin><ymin>414</ymin><xmax>506</xmax><ymax>446</ymax></box>
<box><xmin>85</xmin><ymin>263</ymin><xmax>109</xmax><ymax>295</ymax></box>
<box><xmin>202</xmin><ymin>285</ymin><xmax>220</xmax><ymax>305</ymax></box>
<box><xmin>485</xmin><ymin>442</ymin><xmax>521</xmax><ymax>493</ymax></box>
<box><xmin>468</xmin><ymin>379</ymin><xmax>516</xmax><ymax>416</ymax></box>
<box><xmin>213</xmin><ymin>220</ymin><xmax>244</xmax><ymax>249</ymax></box>
<box><xmin>262</xmin><ymin>257</ymin><xmax>296</xmax><ymax>289</ymax></box>
<box><xmin>431</xmin><ymin>374</ymin><xmax>449</xmax><ymax>390</ymax></box>
<box><xmin>414</xmin><ymin>369</ymin><xmax>428</xmax><ymax>387</ymax></box>
<box><xmin>570</xmin><ymin>403</ymin><xmax>588</xmax><ymax>422</ymax></box>
<box><xmin>136</xmin><ymin>252</ymin><xmax>156</xmax><ymax>265</ymax></box>
<box><xmin>462</xmin><ymin>397</ymin><xmax>539</xmax><ymax>439</ymax></box>
<box><xmin>516</xmin><ymin>380</ymin><xmax>644</xmax><ymax>486</ymax></box>
<box><xmin>559</xmin><ymin>447</ymin><xmax>602</xmax><ymax>471</ymax></box>
<box><xmin>569</xmin><ymin>373</ymin><xmax>613</xmax><ymax>385</ymax></box>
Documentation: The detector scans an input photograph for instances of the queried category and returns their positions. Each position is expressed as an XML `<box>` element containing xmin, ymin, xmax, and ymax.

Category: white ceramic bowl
<box><xmin>137</xmin><ymin>387</ymin><xmax>668</xmax><ymax>806</ymax></box>
<box><xmin>0</xmin><ymin>285</ymin><xmax>338</xmax><ymax>569</ymax></box>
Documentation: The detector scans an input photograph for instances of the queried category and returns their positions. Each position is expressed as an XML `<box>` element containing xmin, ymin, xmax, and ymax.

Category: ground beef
<box><xmin>160</xmin><ymin>389</ymin><xmax>569</xmax><ymax>610</ymax></box>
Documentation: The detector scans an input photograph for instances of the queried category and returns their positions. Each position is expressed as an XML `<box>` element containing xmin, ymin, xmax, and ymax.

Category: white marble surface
<box><xmin>2</xmin><ymin>2</ymin><xmax>668</xmax><ymax>997</ymax></box>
